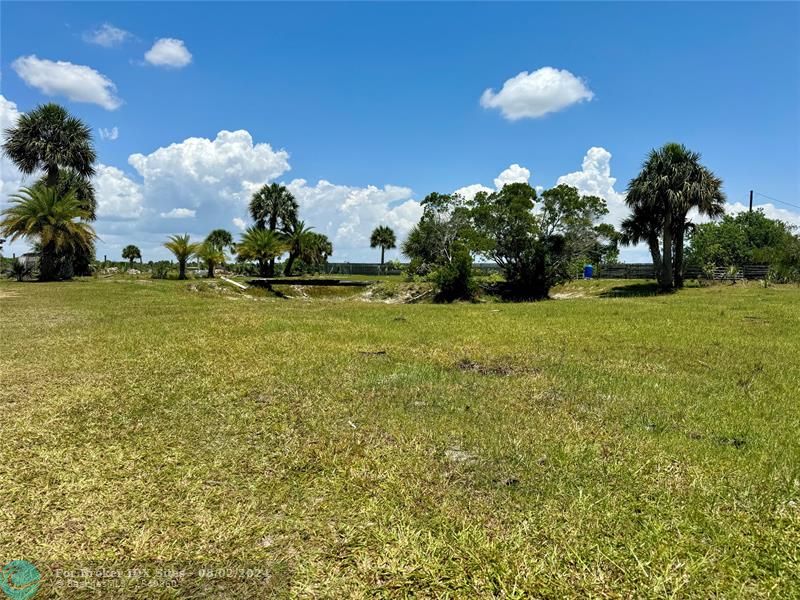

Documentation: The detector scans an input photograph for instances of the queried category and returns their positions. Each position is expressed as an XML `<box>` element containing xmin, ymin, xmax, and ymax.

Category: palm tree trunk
<box><xmin>661</xmin><ymin>211</ymin><xmax>674</xmax><ymax>291</ymax></box>
<box><xmin>380</xmin><ymin>246</ymin><xmax>385</xmax><ymax>273</ymax></box>
<box><xmin>284</xmin><ymin>253</ymin><xmax>297</xmax><ymax>276</ymax></box>
<box><xmin>673</xmin><ymin>219</ymin><xmax>686</xmax><ymax>288</ymax></box>
<box><xmin>647</xmin><ymin>233</ymin><xmax>662</xmax><ymax>279</ymax></box>
<box><xmin>39</xmin><ymin>243</ymin><xmax>59</xmax><ymax>281</ymax></box>
<box><xmin>179</xmin><ymin>260</ymin><xmax>186</xmax><ymax>280</ymax></box>
<box><xmin>46</xmin><ymin>164</ymin><xmax>59</xmax><ymax>188</ymax></box>
<box><xmin>207</xmin><ymin>262</ymin><xmax>214</xmax><ymax>278</ymax></box>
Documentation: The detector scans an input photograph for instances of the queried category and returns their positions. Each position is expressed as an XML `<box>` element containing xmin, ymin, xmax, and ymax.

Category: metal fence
<box><xmin>593</xmin><ymin>263</ymin><xmax>770</xmax><ymax>280</ymax></box>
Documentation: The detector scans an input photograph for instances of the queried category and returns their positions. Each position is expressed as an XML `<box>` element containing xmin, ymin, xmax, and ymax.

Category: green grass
<box><xmin>1</xmin><ymin>278</ymin><xmax>798</xmax><ymax>597</ymax></box>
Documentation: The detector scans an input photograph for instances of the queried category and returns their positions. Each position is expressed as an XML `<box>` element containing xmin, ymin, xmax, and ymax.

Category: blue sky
<box><xmin>1</xmin><ymin>1</ymin><xmax>799</xmax><ymax>262</ymax></box>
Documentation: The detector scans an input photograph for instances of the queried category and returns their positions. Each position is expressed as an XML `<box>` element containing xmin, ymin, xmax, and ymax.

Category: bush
<box><xmin>151</xmin><ymin>261</ymin><xmax>171</xmax><ymax>279</ymax></box>
<box><xmin>431</xmin><ymin>248</ymin><xmax>476</xmax><ymax>302</ymax></box>
<box><xmin>5</xmin><ymin>260</ymin><xmax>32</xmax><ymax>282</ymax></box>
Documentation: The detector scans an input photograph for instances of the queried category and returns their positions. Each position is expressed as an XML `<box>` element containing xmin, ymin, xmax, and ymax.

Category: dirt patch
<box><xmin>0</xmin><ymin>290</ymin><xmax>20</xmax><ymax>299</ymax></box>
<box><xmin>456</xmin><ymin>358</ymin><xmax>538</xmax><ymax>377</ymax></box>
<box><xmin>551</xmin><ymin>291</ymin><xmax>586</xmax><ymax>299</ymax></box>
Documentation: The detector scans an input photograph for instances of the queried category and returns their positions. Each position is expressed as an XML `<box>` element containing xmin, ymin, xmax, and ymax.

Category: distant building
<box><xmin>18</xmin><ymin>253</ymin><xmax>39</xmax><ymax>269</ymax></box>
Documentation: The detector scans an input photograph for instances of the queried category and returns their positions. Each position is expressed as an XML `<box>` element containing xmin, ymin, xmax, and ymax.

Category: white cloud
<box><xmin>557</xmin><ymin>146</ymin><xmax>627</xmax><ymax>227</ymax></box>
<box><xmin>0</xmin><ymin>95</ymin><xmax>28</xmax><ymax>199</ymax></box>
<box><xmin>481</xmin><ymin>67</ymin><xmax>594</xmax><ymax>120</ymax></box>
<box><xmin>161</xmin><ymin>208</ymin><xmax>196</xmax><ymax>219</ymax></box>
<box><xmin>232</xmin><ymin>217</ymin><xmax>247</xmax><ymax>231</ymax></box>
<box><xmin>286</xmin><ymin>179</ymin><xmax>423</xmax><ymax>260</ymax></box>
<box><xmin>129</xmin><ymin>130</ymin><xmax>290</xmax><ymax>210</ymax></box>
<box><xmin>99</xmin><ymin>127</ymin><xmax>119</xmax><ymax>141</ymax></box>
<box><xmin>453</xmin><ymin>183</ymin><xmax>493</xmax><ymax>202</ymax></box>
<box><xmin>453</xmin><ymin>164</ymin><xmax>532</xmax><ymax>201</ymax></box>
<box><xmin>11</xmin><ymin>56</ymin><xmax>122</xmax><ymax>110</ymax></box>
<box><xmin>494</xmin><ymin>164</ymin><xmax>531</xmax><ymax>189</ymax></box>
<box><xmin>83</xmin><ymin>24</ymin><xmax>132</xmax><ymax>47</ymax></box>
<box><xmin>726</xmin><ymin>202</ymin><xmax>800</xmax><ymax>228</ymax></box>
<box><xmin>95</xmin><ymin>165</ymin><xmax>144</xmax><ymax>220</ymax></box>
<box><xmin>144</xmin><ymin>38</ymin><xmax>192</xmax><ymax>68</ymax></box>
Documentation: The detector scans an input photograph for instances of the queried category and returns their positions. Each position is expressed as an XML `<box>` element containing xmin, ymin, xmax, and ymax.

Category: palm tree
<box><xmin>0</xmin><ymin>186</ymin><xmax>96</xmax><ymax>281</ymax></box>
<box><xmin>619</xmin><ymin>205</ymin><xmax>663</xmax><ymax>276</ymax></box>
<box><xmin>236</xmin><ymin>227</ymin><xmax>286</xmax><ymax>277</ymax></box>
<box><xmin>282</xmin><ymin>220</ymin><xmax>315</xmax><ymax>276</ymax></box>
<box><xmin>370</xmin><ymin>225</ymin><xmax>396</xmax><ymax>272</ymax></box>
<box><xmin>122</xmin><ymin>244</ymin><xmax>142</xmax><ymax>266</ymax></box>
<box><xmin>205</xmin><ymin>229</ymin><xmax>234</xmax><ymax>251</ymax></box>
<box><xmin>164</xmin><ymin>234</ymin><xmax>199</xmax><ymax>280</ymax></box>
<box><xmin>2</xmin><ymin>103</ymin><xmax>96</xmax><ymax>188</ymax></box>
<box><xmin>249</xmin><ymin>183</ymin><xmax>298</xmax><ymax>275</ymax></box>
<box><xmin>626</xmin><ymin>143</ymin><xmax>725</xmax><ymax>290</ymax></box>
<box><xmin>301</xmin><ymin>232</ymin><xmax>333</xmax><ymax>273</ymax></box>
<box><xmin>196</xmin><ymin>241</ymin><xmax>225</xmax><ymax>278</ymax></box>
<box><xmin>37</xmin><ymin>168</ymin><xmax>97</xmax><ymax>220</ymax></box>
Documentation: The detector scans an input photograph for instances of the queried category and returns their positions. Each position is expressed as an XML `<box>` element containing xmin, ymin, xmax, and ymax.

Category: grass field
<box><xmin>1</xmin><ymin>278</ymin><xmax>798</xmax><ymax>598</ymax></box>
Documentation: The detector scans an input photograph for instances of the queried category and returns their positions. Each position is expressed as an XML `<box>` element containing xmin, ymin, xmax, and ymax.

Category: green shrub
<box><xmin>151</xmin><ymin>261</ymin><xmax>171</xmax><ymax>279</ymax></box>
<box><xmin>431</xmin><ymin>247</ymin><xmax>476</xmax><ymax>302</ymax></box>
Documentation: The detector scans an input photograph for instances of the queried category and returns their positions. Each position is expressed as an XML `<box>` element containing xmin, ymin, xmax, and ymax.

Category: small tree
<box><xmin>282</xmin><ymin>220</ymin><xmax>315</xmax><ymax>276</ymax></box>
<box><xmin>370</xmin><ymin>225</ymin><xmax>396</xmax><ymax>272</ymax></box>
<box><xmin>196</xmin><ymin>241</ymin><xmax>225</xmax><ymax>278</ymax></box>
<box><xmin>122</xmin><ymin>244</ymin><xmax>142</xmax><ymax>266</ymax></box>
<box><xmin>163</xmin><ymin>234</ymin><xmax>199</xmax><ymax>280</ymax></box>
<box><xmin>0</xmin><ymin>186</ymin><xmax>96</xmax><ymax>281</ymax></box>
<box><xmin>236</xmin><ymin>227</ymin><xmax>286</xmax><ymax>277</ymax></box>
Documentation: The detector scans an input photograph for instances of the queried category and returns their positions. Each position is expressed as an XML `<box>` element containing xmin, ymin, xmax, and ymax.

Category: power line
<box><xmin>752</xmin><ymin>191</ymin><xmax>800</xmax><ymax>211</ymax></box>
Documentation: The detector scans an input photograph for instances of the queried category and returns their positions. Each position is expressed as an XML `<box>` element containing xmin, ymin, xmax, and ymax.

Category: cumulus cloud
<box><xmin>0</xmin><ymin>95</ymin><xmax>28</xmax><ymax>199</ymax></box>
<box><xmin>481</xmin><ymin>67</ymin><xmax>593</xmax><ymax>120</ymax></box>
<box><xmin>99</xmin><ymin>127</ymin><xmax>119</xmax><ymax>141</ymax></box>
<box><xmin>454</xmin><ymin>164</ymin><xmax>532</xmax><ymax>201</ymax></box>
<box><xmin>94</xmin><ymin>165</ymin><xmax>145</xmax><ymax>220</ymax></box>
<box><xmin>232</xmin><ymin>217</ymin><xmax>247</xmax><ymax>231</ymax></box>
<box><xmin>83</xmin><ymin>24</ymin><xmax>132</xmax><ymax>47</ymax></box>
<box><xmin>494</xmin><ymin>164</ymin><xmax>531</xmax><ymax>189</ymax></box>
<box><xmin>557</xmin><ymin>147</ymin><xmax>628</xmax><ymax>226</ymax></box>
<box><xmin>286</xmin><ymin>179</ymin><xmax>422</xmax><ymax>260</ymax></box>
<box><xmin>161</xmin><ymin>208</ymin><xmax>196</xmax><ymax>219</ymax></box>
<box><xmin>129</xmin><ymin>130</ymin><xmax>290</xmax><ymax>211</ymax></box>
<box><xmin>11</xmin><ymin>56</ymin><xmax>122</xmax><ymax>110</ymax></box>
<box><xmin>144</xmin><ymin>38</ymin><xmax>192</xmax><ymax>68</ymax></box>
<box><xmin>453</xmin><ymin>183</ymin><xmax>493</xmax><ymax>202</ymax></box>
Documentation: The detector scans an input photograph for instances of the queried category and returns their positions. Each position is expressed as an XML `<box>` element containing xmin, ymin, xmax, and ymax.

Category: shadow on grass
<box><xmin>599</xmin><ymin>282</ymin><xmax>670</xmax><ymax>298</ymax></box>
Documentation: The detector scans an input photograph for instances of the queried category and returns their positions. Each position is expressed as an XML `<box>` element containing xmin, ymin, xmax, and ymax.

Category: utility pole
<box><xmin>749</xmin><ymin>190</ymin><xmax>753</xmax><ymax>212</ymax></box>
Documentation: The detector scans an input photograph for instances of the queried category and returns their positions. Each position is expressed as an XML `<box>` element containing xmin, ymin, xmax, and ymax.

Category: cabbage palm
<box><xmin>2</xmin><ymin>103</ymin><xmax>96</xmax><ymax>187</ymax></box>
<box><xmin>205</xmin><ymin>229</ymin><xmax>234</xmax><ymax>251</ymax></box>
<box><xmin>164</xmin><ymin>234</ymin><xmax>199</xmax><ymax>280</ymax></box>
<box><xmin>370</xmin><ymin>225</ymin><xmax>396</xmax><ymax>272</ymax></box>
<box><xmin>626</xmin><ymin>143</ymin><xmax>725</xmax><ymax>290</ymax></box>
<box><xmin>122</xmin><ymin>244</ymin><xmax>142</xmax><ymax>266</ymax></box>
<box><xmin>249</xmin><ymin>183</ymin><xmax>298</xmax><ymax>275</ymax></box>
<box><xmin>0</xmin><ymin>186</ymin><xmax>96</xmax><ymax>281</ymax></box>
<box><xmin>282</xmin><ymin>220</ymin><xmax>315</xmax><ymax>276</ymax></box>
<box><xmin>301</xmin><ymin>232</ymin><xmax>333</xmax><ymax>272</ymax></box>
<box><xmin>196</xmin><ymin>241</ymin><xmax>226</xmax><ymax>278</ymax></box>
<box><xmin>236</xmin><ymin>227</ymin><xmax>286</xmax><ymax>277</ymax></box>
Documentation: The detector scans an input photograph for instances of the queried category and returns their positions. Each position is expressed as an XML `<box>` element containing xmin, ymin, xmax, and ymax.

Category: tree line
<box><xmin>2</xmin><ymin>103</ymin><xmax>798</xmax><ymax>294</ymax></box>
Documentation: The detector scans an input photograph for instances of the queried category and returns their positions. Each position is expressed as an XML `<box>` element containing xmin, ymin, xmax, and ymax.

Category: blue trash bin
<box><xmin>583</xmin><ymin>264</ymin><xmax>594</xmax><ymax>279</ymax></box>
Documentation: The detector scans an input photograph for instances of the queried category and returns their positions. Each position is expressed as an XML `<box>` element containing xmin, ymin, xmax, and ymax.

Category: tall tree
<box><xmin>282</xmin><ymin>220</ymin><xmax>315</xmax><ymax>276</ymax></box>
<box><xmin>249</xmin><ymin>183</ymin><xmax>298</xmax><ymax>275</ymax></box>
<box><xmin>236</xmin><ymin>227</ymin><xmax>286</xmax><ymax>277</ymax></box>
<box><xmin>626</xmin><ymin>143</ymin><xmax>725</xmax><ymax>290</ymax></box>
<box><xmin>0</xmin><ymin>186</ymin><xmax>96</xmax><ymax>281</ymax></box>
<box><xmin>300</xmin><ymin>232</ymin><xmax>333</xmax><ymax>272</ymax></box>
<box><xmin>163</xmin><ymin>234</ymin><xmax>199</xmax><ymax>280</ymax></box>
<box><xmin>2</xmin><ymin>103</ymin><xmax>96</xmax><ymax>188</ymax></box>
<box><xmin>370</xmin><ymin>225</ymin><xmax>396</xmax><ymax>272</ymax></box>
<box><xmin>122</xmin><ymin>244</ymin><xmax>142</xmax><ymax>266</ymax></box>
